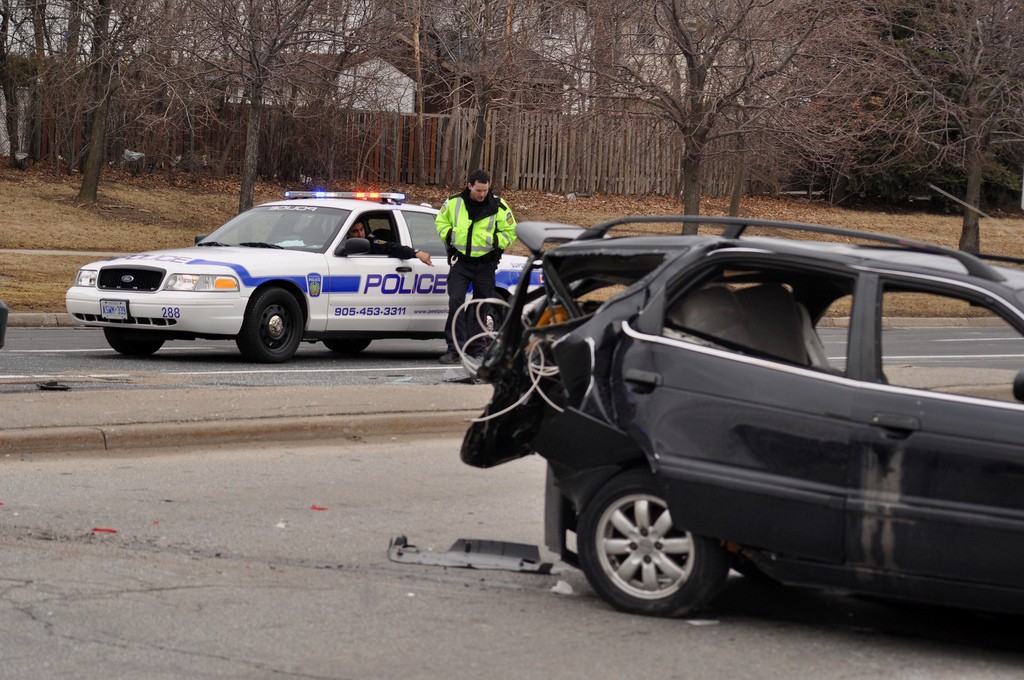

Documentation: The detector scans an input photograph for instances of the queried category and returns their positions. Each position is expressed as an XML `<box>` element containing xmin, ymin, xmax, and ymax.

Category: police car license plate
<box><xmin>101</xmin><ymin>299</ymin><xmax>129</xmax><ymax>321</ymax></box>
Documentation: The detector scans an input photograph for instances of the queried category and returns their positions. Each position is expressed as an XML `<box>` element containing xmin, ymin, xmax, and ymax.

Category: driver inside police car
<box><xmin>347</xmin><ymin>221</ymin><xmax>433</xmax><ymax>266</ymax></box>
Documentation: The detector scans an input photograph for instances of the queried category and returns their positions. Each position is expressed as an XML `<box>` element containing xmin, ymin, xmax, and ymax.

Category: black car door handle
<box><xmin>869</xmin><ymin>413</ymin><xmax>920</xmax><ymax>433</ymax></box>
<box><xmin>396</xmin><ymin>266</ymin><xmax>412</xmax><ymax>272</ymax></box>
<box><xmin>624</xmin><ymin>368</ymin><xmax>662</xmax><ymax>389</ymax></box>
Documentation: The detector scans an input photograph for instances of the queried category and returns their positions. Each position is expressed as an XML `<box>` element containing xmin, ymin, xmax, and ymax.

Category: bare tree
<box><xmin>178</xmin><ymin>0</ymin><xmax>314</xmax><ymax>212</ymax></box>
<box><xmin>76</xmin><ymin>0</ymin><xmax>113</xmax><ymax>202</ymax></box>
<box><xmin>861</xmin><ymin>0</ymin><xmax>1024</xmax><ymax>252</ymax></box>
<box><xmin>392</xmin><ymin>0</ymin><xmax>427</xmax><ymax>183</ymax></box>
<box><xmin>402</xmin><ymin>0</ymin><xmax>541</xmax><ymax>187</ymax></box>
<box><xmin>179</xmin><ymin>0</ymin><xmax>388</xmax><ymax>210</ymax></box>
<box><xmin>75</xmin><ymin>0</ymin><xmax>156</xmax><ymax>203</ymax></box>
<box><xmin>580</xmin><ymin>0</ymin><xmax>836</xmax><ymax>221</ymax></box>
<box><xmin>748</xmin><ymin>9</ymin><xmax>898</xmax><ymax>203</ymax></box>
<box><xmin>27</xmin><ymin>0</ymin><xmax>44</xmax><ymax>159</ymax></box>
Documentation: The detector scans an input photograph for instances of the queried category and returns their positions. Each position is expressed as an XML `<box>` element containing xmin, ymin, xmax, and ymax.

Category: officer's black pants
<box><xmin>444</xmin><ymin>256</ymin><xmax>498</xmax><ymax>356</ymax></box>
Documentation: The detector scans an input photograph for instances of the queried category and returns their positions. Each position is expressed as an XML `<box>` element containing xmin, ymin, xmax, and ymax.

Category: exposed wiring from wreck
<box><xmin>469</xmin><ymin>338</ymin><xmax>564</xmax><ymax>422</ymax></box>
<box><xmin>449</xmin><ymin>296</ymin><xmax>566</xmax><ymax>422</ymax></box>
<box><xmin>449</xmin><ymin>296</ymin><xmax>509</xmax><ymax>370</ymax></box>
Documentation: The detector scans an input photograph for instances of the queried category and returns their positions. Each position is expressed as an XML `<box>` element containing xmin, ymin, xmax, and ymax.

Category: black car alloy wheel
<box><xmin>577</xmin><ymin>468</ymin><xmax>730</xmax><ymax>617</ymax></box>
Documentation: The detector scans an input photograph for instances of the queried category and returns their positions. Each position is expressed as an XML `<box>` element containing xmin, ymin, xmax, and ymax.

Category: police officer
<box><xmin>435</xmin><ymin>169</ymin><xmax>517</xmax><ymax>364</ymax></box>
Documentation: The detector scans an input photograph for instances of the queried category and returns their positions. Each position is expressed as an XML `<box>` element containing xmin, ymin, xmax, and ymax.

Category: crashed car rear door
<box><xmin>614</xmin><ymin>253</ymin><xmax>862</xmax><ymax>564</ymax></box>
<box><xmin>845</xmin><ymin>271</ymin><xmax>1024</xmax><ymax>595</ymax></box>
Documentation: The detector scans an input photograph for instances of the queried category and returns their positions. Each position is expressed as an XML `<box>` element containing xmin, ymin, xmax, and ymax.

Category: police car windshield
<box><xmin>202</xmin><ymin>205</ymin><xmax>351</xmax><ymax>254</ymax></box>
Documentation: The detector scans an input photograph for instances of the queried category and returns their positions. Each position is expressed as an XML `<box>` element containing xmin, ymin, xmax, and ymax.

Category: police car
<box><xmin>65</xmin><ymin>191</ymin><xmax>536</xmax><ymax>362</ymax></box>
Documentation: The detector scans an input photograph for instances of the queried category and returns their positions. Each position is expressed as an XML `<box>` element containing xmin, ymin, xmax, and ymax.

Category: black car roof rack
<box><xmin>579</xmin><ymin>214</ymin><xmax>1005</xmax><ymax>283</ymax></box>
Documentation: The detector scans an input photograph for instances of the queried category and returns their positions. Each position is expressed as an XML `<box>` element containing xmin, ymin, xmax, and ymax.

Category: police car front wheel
<box><xmin>236</xmin><ymin>287</ymin><xmax>304</xmax><ymax>363</ymax></box>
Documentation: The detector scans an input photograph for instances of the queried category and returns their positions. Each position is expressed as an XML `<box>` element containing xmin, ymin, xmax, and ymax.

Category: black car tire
<box><xmin>235</xmin><ymin>287</ymin><xmax>303</xmax><ymax>363</ymax></box>
<box><xmin>322</xmin><ymin>338</ymin><xmax>372</xmax><ymax>354</ymax></box>
<box><xmin>103</xmin><ymin>327</ymin><xmax>165</xmax><ymax>356</ymax></box>
<box><xmin>578</xmin><ymin>468</ymin><xmax>730</xmax><ymax>617</ymax></box>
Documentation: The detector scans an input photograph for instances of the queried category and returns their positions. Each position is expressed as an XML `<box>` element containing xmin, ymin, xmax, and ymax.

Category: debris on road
<box><xmin>388</xmin><ymin>535</ymin><xmax>554</xmax><ymax>574</ymax></box>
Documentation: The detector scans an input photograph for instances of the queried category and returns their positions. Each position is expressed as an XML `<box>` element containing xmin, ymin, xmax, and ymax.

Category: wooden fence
<box><xmin>55</xmin><ymin>104</ymin><xmax>750</xmax><ymax>196</ymax></box>
<box><xmin>328</xmin><ymin>109</ymin><xmax>693</xmax><ymax>195</ymax></box>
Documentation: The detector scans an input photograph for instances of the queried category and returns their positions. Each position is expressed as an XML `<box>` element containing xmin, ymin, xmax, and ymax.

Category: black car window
<box><xmin>878</xmin><ymin>284</ymin><xmax>1024</xmax><ymax>402</ymax></box>
<box><xmin>662</xmin><ymin>263</ymin><xmax>852</xmax><ymax>375</ymax></box>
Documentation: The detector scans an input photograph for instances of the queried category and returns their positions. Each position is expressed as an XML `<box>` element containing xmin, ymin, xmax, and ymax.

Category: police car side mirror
<box><xmin>194</xmin><ymin>234</ymin><xmax>207</xmax><ymax>245</ymax></box>
<box><xmin>340</xmin><ymin>237</ymin><xmax>371</xmax><ymax>256</ymax></box>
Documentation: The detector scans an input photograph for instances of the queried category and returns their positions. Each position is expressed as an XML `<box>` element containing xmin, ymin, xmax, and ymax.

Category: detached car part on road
<box><xmin>464</xmin><ymin>215</ymin><xmax>1024</xmax><ymax>618</ymax></box>
<box><xmin>66</xmin><ymin>192</ymin><xmax>535</xmax><ymax>362</ymax></box>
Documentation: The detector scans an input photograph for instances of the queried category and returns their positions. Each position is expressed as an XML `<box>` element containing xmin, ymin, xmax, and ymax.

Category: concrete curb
<box><xmin>6</xmin><ymin>312</ymin><xmax>75</xmax><ymax>327</ymax></box>
<box><xmin>0</xmin><ymin>410</ymin><xmax>479</xmax><ymax>457</ymax></box>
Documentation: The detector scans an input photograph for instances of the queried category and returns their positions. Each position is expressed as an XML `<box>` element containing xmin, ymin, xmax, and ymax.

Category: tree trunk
<box><xmin>412</xmin><ymin>7</ymin><xmax>425</xmax><ymax>185</ymax></box>
<box><xmin>215</xmin><ymin>110</ymin><xmax>237</xmax><ymax>178</ymax></box>
<box><xmin>679</xmin><ymin>145</ymin><xmax>702</xmax><ymax>231</ymax></box>
<box><xmin>238</xmin><ymin>95</ymin><xmax>262</xmax><ymax>213</ymax></box>
<box><xmin>76</xmin><ymin>0</ymin><xmax>113</xmax><ymax>205</ymax></box>
<box><xmin>76</xmin><ymin>93</ymin><xmax>110</xmax><ymax>204</ymax></box>
<box><xmin>491</xmin><ymin>116</ymin><xmax>506</xmax><ymax>192</ymax></box>
<box><xmin>729</xmin><ymin>134</ymin><xmax>746</xmax><ymax>216</ymax></box>
<box><xmin>29</xmin><ymin>0</ymin><xmax>45</xmax><ymax>160</ymax></box>
<box><xmin>439</xmin><ymin>105</ymin><xmax>454</xmax><ymax>187</ymax></box>
<box><xmin>958</xmin><ymin>142</ymin><xmax>983</xmax><ymax>253</ymax></box>
<box><xmin>467</xmin><ymin>78</ymin><xmax>490</xmax><ymax>175</ymax></box>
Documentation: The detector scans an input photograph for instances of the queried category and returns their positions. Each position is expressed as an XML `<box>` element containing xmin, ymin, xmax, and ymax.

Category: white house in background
<box><xmin>336</xmin><ymin>57</ymin><xmax>416</xmax><ymax>114</ymax></box>
<box><xmin>222</xmin><ymin>56</ymin><xmax>417</xmax><ymax>115</ymax></box>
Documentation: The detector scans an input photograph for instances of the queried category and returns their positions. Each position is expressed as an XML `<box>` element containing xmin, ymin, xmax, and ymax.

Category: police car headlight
<box><xmin>165</xmin><ymin>273</ymin><xmax>239</xmax><ymax>292</ymax></box>
<box><xmin>74</xmin><ymin>269</ymin><xmax>98</xmax><ymax>287</ymax></box>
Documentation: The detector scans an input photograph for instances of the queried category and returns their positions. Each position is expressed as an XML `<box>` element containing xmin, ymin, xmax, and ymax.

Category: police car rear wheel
<box><xmin>322</xmin><ymin>338</ymin><xmax>371</xmax><ymax>354</ymax></box>
<box><xmin>103</xmin><ymin>327</ymin><xmax>165</xmax><ymax>356</ymax></box>
<box><xmin>236</xmin><ymin>287</ymin><xmax>303</xmax><ymax>363</ymax></box>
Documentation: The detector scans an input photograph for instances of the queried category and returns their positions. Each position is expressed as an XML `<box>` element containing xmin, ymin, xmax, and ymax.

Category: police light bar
<box><xmin>284</xmin><ymin>191</ymin><xmax>406</xmax><ymax>203</ymax></box>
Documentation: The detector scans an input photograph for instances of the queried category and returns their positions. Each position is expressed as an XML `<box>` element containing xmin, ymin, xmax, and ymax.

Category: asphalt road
<box><xmin>5</xmin><ymin>325</ymin><xmax>1024</xmax><ymax>393</ymax></box>
<box><xmin>0</xmin><ymin>327</ymin><xmax>455</xmax><ymax>391</ymax></box>
<box><xmin>3</xmin><ymin>435</ymin><xmax>1023</xmax><ymax>680</ymax></box>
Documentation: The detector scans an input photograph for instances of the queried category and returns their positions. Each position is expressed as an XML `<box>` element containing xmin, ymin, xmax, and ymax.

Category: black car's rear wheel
<box><xmin>578</xmin><ymin>469</ymin><xmax>729</xmax><ymax>617</ymax></box>
<box><xmin>235</xmin><ymin>287</ymin><xmax>303</xmax><ymax>363</ymax></box>
<box><xmin>103</xmin><ymin>327</ymin><xmax>165</xmax><ymax>356</ymax></box>
<box><xmin>322</xmin><ymin>338</ymin><xmax>371</xmax><ymax>354</ymax></box>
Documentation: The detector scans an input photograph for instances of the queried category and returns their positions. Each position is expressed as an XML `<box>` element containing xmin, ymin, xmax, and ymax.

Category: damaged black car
<box><xmin>463</xmin><ymin>215</ymin><xmax>1024</xmax><ymax>618</ymax></box>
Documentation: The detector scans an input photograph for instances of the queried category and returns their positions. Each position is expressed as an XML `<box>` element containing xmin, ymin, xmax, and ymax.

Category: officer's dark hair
<box><xmin>467</xmin><ymin>169</ymin><xmax>490</xmax><ymax>186</ymax></box>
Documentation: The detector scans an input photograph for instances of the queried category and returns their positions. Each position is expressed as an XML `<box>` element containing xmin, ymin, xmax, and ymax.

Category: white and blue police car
<box><xmin>66</xmin><ymin>191</ymin><xmax>537</xmax><ymax>363</ymax></box>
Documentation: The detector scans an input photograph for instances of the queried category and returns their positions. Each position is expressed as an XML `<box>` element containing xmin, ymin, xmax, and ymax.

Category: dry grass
<box><xmin>3</xmin><ymin>164</ymin><xmax>1023</xmax><ymax>313</ymax></box>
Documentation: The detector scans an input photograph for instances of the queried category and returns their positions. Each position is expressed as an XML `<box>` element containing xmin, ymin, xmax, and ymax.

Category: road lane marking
<box><xmin>1</xmin><ymin>366</ymin><xmax>451</xmax><ymax>380</ymax></box>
